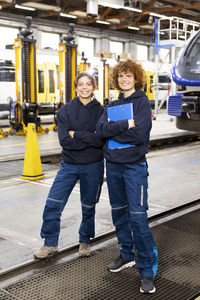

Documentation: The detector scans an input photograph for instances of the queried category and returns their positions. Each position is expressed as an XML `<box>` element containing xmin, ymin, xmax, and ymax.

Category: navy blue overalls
<box><xmin>40</xmin><ymin>97</ymin><xmax>104</xmax><ymax>246</ymax></box>
<box><xmin>106</xmin><ymin>161</ymin><xmax>157</xmax><ymax>278</ymax></box>
<box><xmin>41</xmin><ymin>160</ymin><xmax>104</xmax><ymax>246</ymax></box>
<box><xmin>96</xmin><ymin>89</ymin><xmax>158</xmax><ymax>278</ymax></box>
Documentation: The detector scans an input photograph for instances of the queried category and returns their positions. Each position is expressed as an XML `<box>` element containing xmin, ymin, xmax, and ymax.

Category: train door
<box><xmin>45</xmin><ymin>63</ymin><xmax>57</xmax><ymax>103</ymax></box>
<box><xmin>37</xmin><ymin>63</ymin><xmax>57</xmax><ymax>103</ymax></box>
<box><xmin>37</xmin><ymin>64</ymin><xmax>46</xmax><ymax>103</ymax></box>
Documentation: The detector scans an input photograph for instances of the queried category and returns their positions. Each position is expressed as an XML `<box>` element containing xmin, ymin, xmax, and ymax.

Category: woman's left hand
<box><xmin>69</xmin><ymin>130</ymin><xmax>75</xmax><ymax>138</ymax></box>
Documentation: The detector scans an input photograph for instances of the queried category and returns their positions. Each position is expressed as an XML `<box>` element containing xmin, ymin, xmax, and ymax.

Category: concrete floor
<box><xmin>0</xmin><ymin>114</ymin><xmax>200</xmax><ymax>271</ymax></box>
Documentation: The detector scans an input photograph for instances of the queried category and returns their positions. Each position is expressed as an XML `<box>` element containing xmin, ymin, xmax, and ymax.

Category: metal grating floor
<box><xmin>1</xmin><ymin>209</ymin><xmax>200</xmax><ymax>300</ymax></box>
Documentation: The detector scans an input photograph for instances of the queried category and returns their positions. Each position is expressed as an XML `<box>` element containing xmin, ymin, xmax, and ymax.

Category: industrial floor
<box><xmin>1</xmin><ymin>208</ymin><xmax>200</xmax><ymax>299</ymax></box>
<box><xmin>0</xmin><ymin>113</ymin><xmax>200</xmax><ymax>276</ymax></box>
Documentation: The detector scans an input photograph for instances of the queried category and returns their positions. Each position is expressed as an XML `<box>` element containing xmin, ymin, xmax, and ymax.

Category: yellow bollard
<box><xmin>21</xmin><ymin>123</ymin><xmax>45</xmax><ymax>180</ymax></box>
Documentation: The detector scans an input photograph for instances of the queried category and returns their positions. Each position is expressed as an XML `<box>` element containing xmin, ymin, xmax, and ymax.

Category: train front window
<box><xmin>49</xmin><ymin>70</ymin><xmax>55</xmax><ymax>93</ymax></box>
<box><xmin>188</xmin><ymin>39</ymin><xmax>200</xmax><ymax>57</ymax></box>
<box><xmin>38</xmin><ymin>70</ymin><xmax>44</xmax><ymax>93</ymax></box>
<box><xmin>0</xmin><ymin>67</ymin><xmax>15</xmax><ymax>82</ymax></box>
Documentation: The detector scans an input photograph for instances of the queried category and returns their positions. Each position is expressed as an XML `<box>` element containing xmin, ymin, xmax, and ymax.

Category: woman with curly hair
<box><xmin>96</xmin><ymin>59</ymin><xmax>158</xmax><ymax>294</ymax></box>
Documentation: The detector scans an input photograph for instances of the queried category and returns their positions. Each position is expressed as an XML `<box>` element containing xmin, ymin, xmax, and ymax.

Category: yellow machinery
<box><xmin>78</xmin><ymin>52</ymin><xmax>90</xmax><ymax>73</ymax></box>
<box><xmin>98</xmin><ymin>54</ymin><xmax>109</xmax><ymax>106</ymax></box>
<box><xmin>0</xmin><ymin>128</ymin><xmax>4</xmax><ymax>139</ymax></box>
<box><xmin>0</xmin><ymin>126</ymin><xmax>9</xmax><ymax>138</ymax></box>
<box><xmin>9</xmin><ymin>16</ymin><xmax>47</xmax><ymax>135</ymax></box>
<box><xmin>49</xmin><ymin>24</ymin><xmax>77</xmax><ymax>132</ymax></box>
<box><xmin>144</xmin><ymin>71</ymin><xmax>155</xmax><ymax>104</ymax></box>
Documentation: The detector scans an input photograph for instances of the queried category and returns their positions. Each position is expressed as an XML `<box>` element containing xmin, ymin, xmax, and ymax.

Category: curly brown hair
<box><xmin>111</xmin><ymin>59</ymin><xmax>146</xmax><ymax>91</ymax></box>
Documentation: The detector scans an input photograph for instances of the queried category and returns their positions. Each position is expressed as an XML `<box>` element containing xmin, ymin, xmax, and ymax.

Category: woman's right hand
<box><xmin>128</xmin><ymin>119</ymin><xmax>135</xmax><ymax>129</ymax></box>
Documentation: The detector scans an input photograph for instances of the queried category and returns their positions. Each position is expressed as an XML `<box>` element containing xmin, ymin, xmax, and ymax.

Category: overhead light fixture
<box><xmin>96</xmin><ymin>20</ymin><xmax>110</xmax><ymax>25</ymax></box>
<box><xmin>149</xmin><ymin>12</ymin><xmax>166</xmax><ymax>18</ymax></box>
<box><xmin>128</xmin><ymin>26</ymin><xmax>139</xmax><ymax>30</ymax></box>
<box><xmin>98</xmin><ymin>0</ymin><xmax>142</xmax><ymax>12</ymax></box>
<box><xmin>15</xmin><ymin>4</ymin><xmax>36</xmax><ymax>11</ymax></box>
<box><xmin>106</xmin><ymin>18</ymin><xmax>120</xmax><ymax>24</ymax></box>
<box><xmin>122</xmin><ymin>7</ymin><xmax>142</xmax><ymax>13</ymax></box>
<box><xmin>20</xmin><ymin>2</ymin><xmax>61</xmax><ymax>12</ymax></box>
<box><xmin>69</xmin><ymin>10</ymin><xmax>87</xmax><ymax>17</ymax></box>
<box><xmin>179</xmin><ymin>35</ymin><xmax>186</xmax><ymax>39</ymax></box>
<box><xmin>98</xmin><ymin>1</ymin><xmax>122</xmax><ymax>9</ymax></box>
<box><xmin>0</xmin><ymin>5</ymin><xmax>2</xmax><ymax>10</ymax></box>
<box><xmin>60</xmin><ymin>12</ymin><xmax>77</xmax><ymax>19</ymax></box>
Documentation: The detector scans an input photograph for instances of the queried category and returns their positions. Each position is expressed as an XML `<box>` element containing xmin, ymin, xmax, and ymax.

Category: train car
<box><xmin>0</xmin><ymin>60</ymin><xmax>15</xmax><ymax>107</ymax></box>
<box><xmin>0</xmin><ymin>60</ymin><xmax>59</xmax><ymax>112</ymax></box>
<box><xmin>168</xmin><ymin>30</ymin><xmax>200</xmax><ymax>131</ymax></box>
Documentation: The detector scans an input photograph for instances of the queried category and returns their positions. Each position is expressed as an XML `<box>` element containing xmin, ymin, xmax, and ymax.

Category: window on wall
<box><xmin>0</xmin><ymin>27</ymin><xmax>18</xmax><ymax>50</ymax></box>
<box><xmin>137</xmin><ymin>45</ymin><xmax>148</xmax><ymax>61</ymax></box>
<box><xmin>41</xmin><ymin>32</ymin><xmax>59</xmax><ymax>50</ymax></box>
<box><xmin>78</xmin><ymin>37</ymin><xmax>94</xmax><ymax>58</ymax></box>
<box><xmin>109</xmin><ymin>41</ymin><xmax>123</xmax><ymax>56</ymax></box>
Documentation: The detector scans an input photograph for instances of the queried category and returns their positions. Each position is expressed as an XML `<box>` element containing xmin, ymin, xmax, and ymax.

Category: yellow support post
<box><xmin>98</xmin><ymin>55</ymin><xmax>109</xmax><ymax>106</ymax></box>
<box><xmin>48</xmin><ymin>24</ymin><xmax>78</xmax><ymax>132</ymax></box>
<box><xmin>58</xmin><ymin>24</ymin><xmax>77</xmax><ymax>104</ymax></box>
<box><xmin>71</xmin><ymin>46</ymin><xmax>77</xmax><ymax>99</ymax></box>
<box><xmin>104</xmin><ymin>63</ymin><xmax>109</xmax><ymax>99</ymax></box>
<box><xmin>58</xmin><ymin>43</ymin><xmax>66</xmax><ymax>105</ymax></box>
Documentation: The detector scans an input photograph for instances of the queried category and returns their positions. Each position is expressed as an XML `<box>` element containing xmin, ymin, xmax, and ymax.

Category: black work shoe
<box><xmin>140</xmin><ymin>277</ymin><xmax>156</xmax><ymax>294</ymax></box>
<box><xmin>107</xmin><ymin>255</ymin><xmax>135</xmax><ymax>272</ymax></box>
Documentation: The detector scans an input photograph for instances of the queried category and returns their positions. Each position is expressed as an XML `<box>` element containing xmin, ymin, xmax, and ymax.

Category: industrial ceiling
<box><xmin>0</xmin><ymin>0</ymin><xmax>199</xmax><ymax>36</ymax></box>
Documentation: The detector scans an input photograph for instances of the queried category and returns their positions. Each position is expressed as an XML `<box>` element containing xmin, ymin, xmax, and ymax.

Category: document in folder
<box><xmin>107</xmin><ymin>103</ymin><xmax>135</xmax><ymax>149</ymax></box>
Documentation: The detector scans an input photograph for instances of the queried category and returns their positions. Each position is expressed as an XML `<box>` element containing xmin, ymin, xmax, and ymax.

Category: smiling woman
<box><xmin>74</xmin><ymin>72</ymin><xmax>97</xmax><ymax>105</ymax></box>
<box><xmin>96</xmin><ymin>58</ymin><xmax>158</xmax><ymax>294</ymax></box>
<box><xmin>33</xmin><ymin>71</ymin><xmax>105</xmax><ymax>259</ymax></box>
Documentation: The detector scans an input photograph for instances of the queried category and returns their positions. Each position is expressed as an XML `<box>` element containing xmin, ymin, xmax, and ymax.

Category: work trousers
<box><xmin>106</xmin><ymin>161</ymin><xmax>158</xmax><ymax>278</ymax></box>
<box><xmin>40</xmin><ymin>160</ymin><xmax>104</xmax><ymax>246</ymax></box>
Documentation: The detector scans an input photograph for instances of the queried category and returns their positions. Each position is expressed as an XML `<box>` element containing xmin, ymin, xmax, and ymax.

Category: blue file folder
<box><xmin>107</xmin><ymin>103</ymin><xmax>135</xmax><ymax>150</ymax></box>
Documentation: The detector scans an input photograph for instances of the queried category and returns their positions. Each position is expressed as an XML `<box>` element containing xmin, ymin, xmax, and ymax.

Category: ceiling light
<box><xmin>98</xmin><ymin>1</ymin><xmax>123</xmax><ymax>9</ymax></box>
<box><xmin>128</xmin><ymin>26</ymin><xmax>139</xmax><ymax>30</ymax></box>
<box><xmin>149</xmin><ymin>12</ymin><xmax>167</xmax><ymax>18</ymax></box>
<box><xmin>179</xmin><ymin>35</ymin><xmax>186</xmax><ymax>39</ymax></box>
<box><xmin>96</xmin><ymin>20</ymin><xmax>110</xmax><ymax>25</ymax></box>
<box><xmin>69</xmin><ymin>10</ymin><xmax>87</xmax><ymax>17</ymax></box>
<box><xmin>60</xmin><ymin>13</ymin><xmax>77</xmax><ymax>19</ymax></box>
<box><xmin>21</xmin><ymin>2</ymin><xmax>61</xmax><ymax>12</ymax></box>
<box><xmin>15</xmin><ymin>4</ymin><xmax>36</xmax><ymax>11</ymax></box>
<box><xmin>122</xmin><ymin>7</ymin><xmax>142</xmax><ymax>13</ymax></box>
<box><xmin>106</xmin><ymin>18</ymin><xmax>120</xmax><ymax>24</ymax></box>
